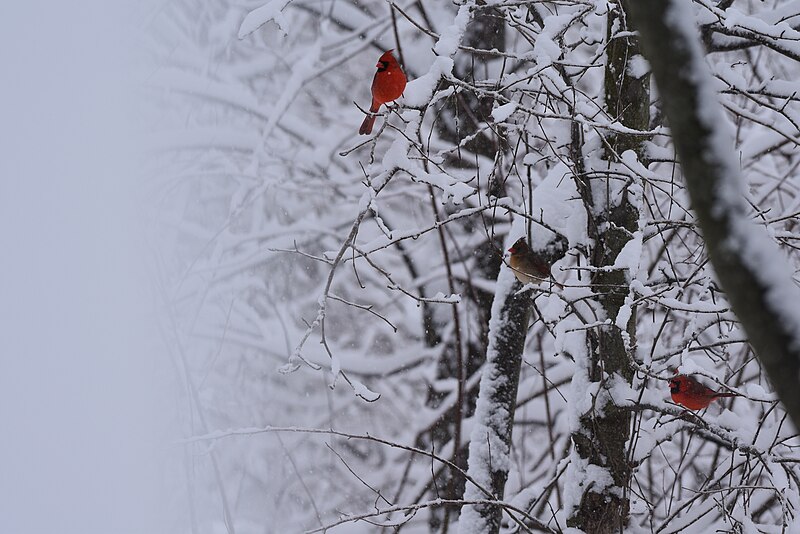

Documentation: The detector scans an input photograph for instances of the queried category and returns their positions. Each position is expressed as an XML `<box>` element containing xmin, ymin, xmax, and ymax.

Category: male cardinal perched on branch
<box><xmin>669</xmin><ymin>374</ymin><xmax>739</xmax><ymax>410</ymax></box>
<box><xmin>359</xmin><ymin>50</ymin><xmax>407</xmax><ymax>135</ymax></box>
<box><xmin>508</xmin><ymin>237</ymin><xmax>559</xmax><ymax>287</ymax></box>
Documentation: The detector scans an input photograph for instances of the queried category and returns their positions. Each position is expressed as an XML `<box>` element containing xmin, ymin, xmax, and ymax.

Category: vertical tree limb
<box><xmin>627</xmin><ymin>0</ymin><xmax>800</xmax><ymax>429</ymax></box>
<box><xmin>565</xmin><ymin>2</ymin><xmax>648</xmax><ymax>532</ymax></box>
<box><xmin>457</xmin><ymin>263</ymin><xmax>533</xmax><ymax>534</ymax></box>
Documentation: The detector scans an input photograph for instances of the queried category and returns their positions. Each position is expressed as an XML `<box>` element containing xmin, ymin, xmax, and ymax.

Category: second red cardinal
<box><xmin>669</xmin><ymin>374</ymin><xmax>738</xmax><ymax>410</ymax></box>
<box><xmin>359</xmin><ymin>50</ymin><xmax>407</xmax><ymax>135</ymax></box>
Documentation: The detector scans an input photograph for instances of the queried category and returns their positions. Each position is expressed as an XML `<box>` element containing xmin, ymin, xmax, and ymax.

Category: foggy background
<box><xmin>0</xmin><ymin>3</ymin><xmax>166</xmax><ymax>532</ymax></box>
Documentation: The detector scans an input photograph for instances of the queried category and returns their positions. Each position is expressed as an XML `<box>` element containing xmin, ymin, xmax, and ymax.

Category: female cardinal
<box><xmin>359</xmin><ymin>50</ymin><xmax>407</xmax><ymax>135</ymax></box>
<box><xmin>508</xmin><ymin>237</ymin><xmax>556</xmax><ymax>286</ymax></box>
<box><xmin>669</xmin><ymin>374</ymin><xmax>738</xmax><ymax>410</ymax></box>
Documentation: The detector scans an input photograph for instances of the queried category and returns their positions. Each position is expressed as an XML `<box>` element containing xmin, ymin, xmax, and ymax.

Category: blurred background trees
<box><xmin>147</xmin><ymin>1</ymin><xmax>800</xmax><ymax>532</ymax></box>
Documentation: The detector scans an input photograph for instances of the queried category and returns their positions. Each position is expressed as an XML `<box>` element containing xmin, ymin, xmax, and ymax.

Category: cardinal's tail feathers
<box><xmin>359</xmin><ymin>115</ymin><xmax>376</xmax><ymax>135</ymax></box>
<box><xmin>359</xmin><ymin>100</ymin><xmax>382</xmax><ymax>135</ymax></box>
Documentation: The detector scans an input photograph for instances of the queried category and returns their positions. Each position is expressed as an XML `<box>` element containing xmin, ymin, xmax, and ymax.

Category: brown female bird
<box><xmin>507</xmin><ymin>237</ymin><xmax>557</xmax><ymax>286</ymax></box>
<box><xmin>669</xmin><ymin>374</ymin><xmax>738</xmax><ymax>410</ymax></box>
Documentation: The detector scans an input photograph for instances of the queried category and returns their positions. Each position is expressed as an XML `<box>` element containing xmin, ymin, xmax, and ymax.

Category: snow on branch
<box><xmin>457</xmin><ymin>235</ymin><xmax>535</xmax><ymax>534</ymax></box>
<box><xmin>239</xmin><ymin>0</ymin><xmax>293</xmax><ymax>38</ymax></box>
<box><xmin>628</xmin><ymin>0</ymin><xmax>800</xmax><ymax>427</ymax></box>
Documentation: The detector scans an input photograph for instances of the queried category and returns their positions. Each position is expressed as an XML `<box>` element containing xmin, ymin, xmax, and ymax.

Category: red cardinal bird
<box><xmin>359</xmin><ymin>50</ymin><xmax>407</xmax><ymax>135</ymax></box>
<box><xmin>669</xmin><ymin>374</ymin><xmax>738</xmax><ymax>410</ymax></box>
<box><xmin>508</xmin><ymin>237</ymin><xmax>557</xmax><ymax>286</ymax></box>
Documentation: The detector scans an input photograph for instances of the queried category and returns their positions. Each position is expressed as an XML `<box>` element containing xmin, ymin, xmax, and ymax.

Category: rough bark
<box><xmin>567</xmin><ymin>2</ymin><xmax>647</xmax><ymax>531</ymax></box>
<box><xmin>456</xmin><ymin>266</ymin><xmax>534</xmax><ymax>534</ymax></box>
<box><xmin>424</xmin><ymin>6</ymin><xmax>507</xmax><ymax>531</ymax></box>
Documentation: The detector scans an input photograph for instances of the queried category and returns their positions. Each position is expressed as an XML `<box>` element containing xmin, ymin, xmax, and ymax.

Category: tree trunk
<box><xmin>457</xmin><ymin>264</ymin><xmax>533</xmax><ymax>534</ymax></box>
<box><xmin>566</xmin><ymin>2</ymin><xmax>648</xmax><ymax>531</ymax></box>
<box><xmin>424</xmin><ymin>6</ymin><xmax>507</xmax><ymax>531</ymax></box>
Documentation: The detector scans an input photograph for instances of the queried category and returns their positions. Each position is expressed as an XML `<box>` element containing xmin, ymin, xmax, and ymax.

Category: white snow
<box><xmin>612</xmin><ymin>231</ymin><xmax>642</xmax><ymax>273</ymax></box>
<box><xmin>433</xmin><ymin>4</ymin><xmax>472</xmax><ymax>57</ymax></box>
<box><xmin>239</xmin><ymin>0</ymin><xmax>293</xmax><ymax>38</ymax></box>
<box><xmin>351</xmin><ymin>380</ymin><xmax>380</xmax><ymax>402</ymax></box>
<box><xmin>627</xmin><ymin>54</ymin><xmax>650</xmax><ymax>79</ymax></box>
<box><xmin>381</xmin><ymin>131</ymin><xmax>474</xmax><ymax>204</ymax></box>
<box><xmin>533</xmin><ymin>35</ymin><xmax>560</xmax><ymax>66</ymax></box>
<box><xmin>491</xmin><ymin>102</ymin><xmax>517</xmax><ymax>123</ymax></box>
<box><xmin>404</xmin><ymin>3</ymin><xmax>472</xmax><ymax>110</ymax></box>
<box><xmin>403</xmin><ymin>57</ymin><xmax>457</xmax><ymax>108</ymax></box>
<box><xmin>745</xmin><ymin>382</ymin><xmax>774</xmax><ymax>402</ymax></box>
